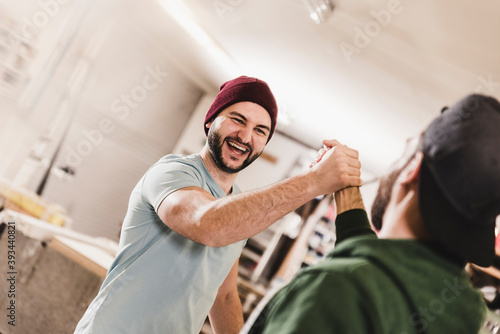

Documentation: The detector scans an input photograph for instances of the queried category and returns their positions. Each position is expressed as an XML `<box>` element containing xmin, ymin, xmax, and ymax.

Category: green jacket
<box><xmin>249</xmin><ymin>209</ymin><xmax>487</xmax><ymax>333</ymax></box>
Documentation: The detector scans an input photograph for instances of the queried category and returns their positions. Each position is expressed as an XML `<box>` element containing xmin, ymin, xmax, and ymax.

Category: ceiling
<box><xmin>5</xmin><ymin>0</ymin><xmax>500</xmax><ymax>180</ymax></box>
<box><xmin>147</xmin><ymin>0</ymin><xmax>500</xmax><ymax>178</ymax></box>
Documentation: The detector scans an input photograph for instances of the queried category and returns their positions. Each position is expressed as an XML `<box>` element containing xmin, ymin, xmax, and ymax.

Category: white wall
<box><xmin>171</xmin><ymin>94</ymin><xmax>213</xmax><ymax>156</ymax></box>
<box><xmin>0</xmin><ymin>0</ymin><xmax>90</xmax><ymax>180</ymax></box>
<box><xmin>36</xmin><ymin>2</ymin><xmax>204</xmax><ymax>240</ymax></box>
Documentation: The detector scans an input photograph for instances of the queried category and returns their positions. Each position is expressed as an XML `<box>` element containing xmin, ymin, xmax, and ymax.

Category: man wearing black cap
<box><xmin>248</xmin><ymin>94</ymin><xmax>500</xmax><ymax>333</ymax></box>
<box><xmin>74</xmin><ymin>76</ymin><xmax>363</xmax><ymax>334</ymax></box>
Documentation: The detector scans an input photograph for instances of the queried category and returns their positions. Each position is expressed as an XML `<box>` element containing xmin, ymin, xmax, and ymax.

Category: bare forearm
<box><xmin>334</xmin><ymin>187</ymin><xmax>365</xmax><ymax>215</ymax></box>
<box><xmin>209</xmin><ymin>289</ymin><xmax>243</xmax><ymax>333</ymax></box>
<box><xmin>200</xmin><ymin>172</ymin><xmax>318</xmax><ymax>247</ymax></box>
<box><xmin>334</xmin><ymin>188</ymin><xmax>375</xmax><ymax>244</ymax></box>
<box><xmin>161</xmin><ymin>141</ymin><xmax>363</xmax><ymax>247</ymax></box>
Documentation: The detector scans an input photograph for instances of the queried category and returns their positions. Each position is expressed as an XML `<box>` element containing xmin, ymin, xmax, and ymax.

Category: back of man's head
<box><xmin>419</xmin><ymin>94</ymin><xmax>500</xmax><ymax>267</ymax></box>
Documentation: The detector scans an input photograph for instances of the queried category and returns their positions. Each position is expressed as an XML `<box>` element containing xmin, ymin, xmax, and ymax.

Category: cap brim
<box><xmin>419</xmin><ymin>160</ymin><xmax>496</xmax><ymax>267</ymax></box>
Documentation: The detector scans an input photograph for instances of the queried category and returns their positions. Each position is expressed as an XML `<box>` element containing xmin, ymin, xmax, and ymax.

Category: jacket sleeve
<box><xmin>249</xmin><ymin>270</ymin><xmax>374</xmax><ymax>334</ymax></box>
<box><xmin>335</xmin><ymin>209</ymin><xmax>377</xmax><ymax>245</ymax></box>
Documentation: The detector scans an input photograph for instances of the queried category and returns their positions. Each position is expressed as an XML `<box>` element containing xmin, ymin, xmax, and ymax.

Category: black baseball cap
<box><xmin>419</xmin><ymin>94</ymin><xmax>500</xmax><ymax>267</ymax></box>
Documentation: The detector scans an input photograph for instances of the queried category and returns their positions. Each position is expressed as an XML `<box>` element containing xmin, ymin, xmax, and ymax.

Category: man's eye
<box><xmin>233</xmin><ymin>118</ymin><xmax>244</xmax><ymax>124</ymax></box>
<box><xmin>256</xmin><ymin>129</ymin><xmax>266</xmax><ymax>135</ymax></box>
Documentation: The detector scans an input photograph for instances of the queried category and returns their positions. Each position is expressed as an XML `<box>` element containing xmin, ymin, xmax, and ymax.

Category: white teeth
<box><xmin>228</xmin><ymin>141</ymin><xmax>247</xmax><ymax>152</ymax></box>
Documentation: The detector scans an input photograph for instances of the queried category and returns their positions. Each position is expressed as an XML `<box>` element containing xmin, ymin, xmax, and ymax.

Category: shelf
<box><xmin>241</xmin><ymin>247</ymin><xmax>261</xmax><ymax>263</ymax></box>
<box><xmin>471</xmin><ymin>264</ymin><xmax>500</xmax><ymax>280</ymax></box>
<box><xmin>0</xmin><ymin>12</ymin><xmax>37</xmax><ymax>100</ymax></box>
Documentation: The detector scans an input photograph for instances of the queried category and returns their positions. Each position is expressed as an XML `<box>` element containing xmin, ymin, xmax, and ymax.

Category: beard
<box><xmin>207</xmin><ymin>131</ymin><xmax>262</xmax><ymax>174</ymax></box>
<box><xmin>371</xmin><ymin>135</ymin><xmax>422</xmax><ymax>231</ymax></box>
<box><xmin>370</xmin><ymin>169</ymin><xmax>401</xmax><ymax>231</ymax></box>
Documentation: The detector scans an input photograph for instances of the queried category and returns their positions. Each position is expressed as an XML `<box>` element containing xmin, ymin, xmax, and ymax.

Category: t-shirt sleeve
<box><xmin>141</xmin><ymin>159</ymin><xmax>202</xmax><ymax>212</ymax></box>
<box><xmin>250</xmin><ymin>270</ymin><xmax>373</xmax><ymax>334</ymax></box>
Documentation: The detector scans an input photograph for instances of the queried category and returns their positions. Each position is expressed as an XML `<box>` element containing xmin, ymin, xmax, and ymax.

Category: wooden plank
<box><xmin>49</xmin><ymin>238</ymin><xmax>108</xmax><ymax>279</ymax></box>
<box><xmin>472</xmin><ymin>264</ymin><xmax>500</xmax><ymax>280</ymax></box>
<box><xmin>260</xmin><ymin>151</ymin><xmax>278</xmax><ymax>164</ymax></box>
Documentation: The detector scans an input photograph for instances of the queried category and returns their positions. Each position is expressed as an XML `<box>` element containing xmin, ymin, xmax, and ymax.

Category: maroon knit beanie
<box><xmin>204</xmin><ymin>76</ymin><xmax>278</xmax><ymax>142</ymax></box>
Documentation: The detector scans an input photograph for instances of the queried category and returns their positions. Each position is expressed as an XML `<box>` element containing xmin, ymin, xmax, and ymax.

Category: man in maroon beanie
<box><xmin>75</xmin><ymin>76</ymin><xmax>362</xmax><ymax>334</ymax></box>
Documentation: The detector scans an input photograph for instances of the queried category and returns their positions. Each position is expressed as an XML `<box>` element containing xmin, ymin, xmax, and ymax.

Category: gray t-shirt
<box><xmin>75</xmin><ymin>154</ymin><xmax>246</xmax><ymax>334</ymax></box>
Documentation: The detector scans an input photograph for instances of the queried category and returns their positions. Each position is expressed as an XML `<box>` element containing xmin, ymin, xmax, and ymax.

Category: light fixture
<box><xmin>304</xmin><ymin>0</ymin><xmax>335</xmax><ymax>24</ymax></box>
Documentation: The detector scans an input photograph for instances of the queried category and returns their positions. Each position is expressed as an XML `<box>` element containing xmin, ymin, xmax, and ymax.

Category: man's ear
<box><xmin>399</xmin><ymin>152</ymin><xmax>423</xmax><ymax>185</ymax></box>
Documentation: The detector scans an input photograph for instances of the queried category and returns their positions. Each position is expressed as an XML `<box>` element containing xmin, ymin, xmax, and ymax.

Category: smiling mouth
<box><xmin>226</xmin><ymin>140</ymin><xmax>250</xmax><ymax>156</ymax></box>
